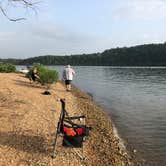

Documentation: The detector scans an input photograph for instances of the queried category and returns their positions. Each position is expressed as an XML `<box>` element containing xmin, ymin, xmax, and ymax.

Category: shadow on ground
<box><xmin>0</xmin><ymin>131</ymin><xmax>51</xmax><ymax>155</ymax></box>
<box><xmin>13</xmin><ymin>79</ymin><xmax>44</xmax><ymax>89</ymax></box>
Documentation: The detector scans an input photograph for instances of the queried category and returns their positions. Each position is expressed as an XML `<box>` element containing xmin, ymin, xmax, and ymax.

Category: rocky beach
<box><xmin>0</xmin><ymin>73</ymin><xmax>139</xmax><ymax>166</ymax></box>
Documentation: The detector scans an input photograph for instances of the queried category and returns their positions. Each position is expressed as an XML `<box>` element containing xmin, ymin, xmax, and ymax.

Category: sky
<box><xmin>1</xmin><ymin>0</ymin><xmax>166</xmax><ymax>59</ymax></box>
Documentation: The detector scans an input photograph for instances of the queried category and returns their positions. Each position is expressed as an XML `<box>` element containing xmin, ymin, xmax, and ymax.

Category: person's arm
<box><xmin>35</xmin><ymin>73</ymin><xmax>40</xmax><ymax>79</ymax></box>
<box><xmin>72</xmin><ymin>69</ymin><xmax>75</xmax><ymax>75</ymax></box>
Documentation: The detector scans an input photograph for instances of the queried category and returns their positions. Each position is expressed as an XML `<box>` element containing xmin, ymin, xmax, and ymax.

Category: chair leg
<box><xmin>52</xmin><ymin>129</ymin><xmax>59</xmax><ymax>158</ymax></box>
<box><xmin>63</xmin><ymin>139</ymin><xmax>85</xmax><ymax>160</ymax></box>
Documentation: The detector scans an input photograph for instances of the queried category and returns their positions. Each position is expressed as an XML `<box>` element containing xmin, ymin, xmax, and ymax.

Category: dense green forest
<box><xmin>0</xmin><ymin>59</ymin><xmax>22</xmax><ymax>65</ymax></box>
<box><xmin>1</xmin><ymin>42</ymin><xmax>166</xmax><ymax>66</ymax></box>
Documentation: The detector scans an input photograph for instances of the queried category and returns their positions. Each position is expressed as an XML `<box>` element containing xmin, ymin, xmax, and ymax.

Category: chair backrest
<box><xmin>59</xmin><ymin>98</ymin><xmax>91</xmax><ymax>137</ymax></box>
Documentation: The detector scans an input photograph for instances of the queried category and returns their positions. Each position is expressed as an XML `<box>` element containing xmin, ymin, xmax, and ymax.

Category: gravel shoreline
<box><xmin>0</xmin><ymin>73</ymin><xmax>142</xmax><ymax>166</ymax></box>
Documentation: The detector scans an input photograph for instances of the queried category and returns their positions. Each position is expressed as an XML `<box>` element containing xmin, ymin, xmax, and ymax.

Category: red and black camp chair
<box><xmin>52</xmin><ymin>98</ymin><xmax>91</xmax><ymax>159</ymax></box>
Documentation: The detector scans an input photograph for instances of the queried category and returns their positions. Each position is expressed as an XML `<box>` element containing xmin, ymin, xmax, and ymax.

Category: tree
<box><xmin>0</xmin><ymin>0</ymin><xmax>39</xmax><ymax>21</ymax></box>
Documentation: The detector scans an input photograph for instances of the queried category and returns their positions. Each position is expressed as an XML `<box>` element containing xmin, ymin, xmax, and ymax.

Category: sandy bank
<box><xmin>0</xmin><ymin>73</ymin><xmax>139</xmax><ymax>166</ymax></box>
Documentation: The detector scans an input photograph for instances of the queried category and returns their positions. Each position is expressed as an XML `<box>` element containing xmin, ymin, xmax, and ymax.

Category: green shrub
<box><xmin>27</xmin><ymin>64</ymin><xmax>59</xmax><ymax>85</ymax></box>
<box><xmin>39</xmin><ymin>69</ymin><xmax>59</xmax><ymax>85</ymax></box>
<box><xmin>0</xmin><ymin>63</ymin><xmax>16</xmax><ymax>73</ymax></box>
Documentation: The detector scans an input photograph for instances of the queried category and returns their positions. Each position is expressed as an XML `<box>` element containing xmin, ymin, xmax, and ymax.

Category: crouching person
<box><xmin>28</xmin><ymin>67</ymin><xmax>40</xmax><ymax>83</ymax></box>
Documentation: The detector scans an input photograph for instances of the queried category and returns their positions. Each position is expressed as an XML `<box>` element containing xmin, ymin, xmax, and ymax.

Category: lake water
<box><xmin>17</xmin><ymin>66</ymin><xmax>166</xmax><ymax>166</ymax></box>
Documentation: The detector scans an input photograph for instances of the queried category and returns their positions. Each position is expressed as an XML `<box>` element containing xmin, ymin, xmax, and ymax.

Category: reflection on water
<box><xmin>17</xmin><ymin>66</ymin><xmax>166</xmax><ymax>166</ymax></box>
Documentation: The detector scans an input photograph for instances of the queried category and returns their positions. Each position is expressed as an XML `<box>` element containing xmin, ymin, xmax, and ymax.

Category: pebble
<box><xmin>133</xmin><ymin>149</ymin><xmax>137</xmax><ymax>153</ymax></box>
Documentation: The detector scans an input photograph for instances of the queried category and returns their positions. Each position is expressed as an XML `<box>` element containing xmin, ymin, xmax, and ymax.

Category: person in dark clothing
<box><xmin>29</xmin><ymin>68</ymin><xmax>40</xmax><ymax>83</ymax></box>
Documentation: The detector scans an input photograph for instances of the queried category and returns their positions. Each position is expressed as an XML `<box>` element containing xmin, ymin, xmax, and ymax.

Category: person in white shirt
<box><xmin>62</xmin><ymin>65</ymin><xmax>75</xmax><ymax>91</ymax></box>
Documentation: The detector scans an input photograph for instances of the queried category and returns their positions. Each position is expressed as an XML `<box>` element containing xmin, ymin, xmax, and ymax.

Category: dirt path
<box><xmin>0</xmin><ymin>73</ymin><xmax>86</xmax><ymax>166</ymax></box>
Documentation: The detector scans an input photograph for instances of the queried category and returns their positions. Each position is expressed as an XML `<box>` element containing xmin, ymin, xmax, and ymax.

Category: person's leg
<box><xmin>65</xmin><ymin>80</ymin><xmax>72</xmax><ymax>91</ymax></box>
<box><xmin>65</xmin><ymin>80</ymin><xmax>69</xmax><ymax>91</ymax></box>
<box><xmin>67</xmin><ymin>84</ymin><xmax>70</xmax><ymax>91</ymax></box>
<box><xmin>68</xmin><ymin>80</ymin><xmax>72</xmax><ymax>91</ymax></box>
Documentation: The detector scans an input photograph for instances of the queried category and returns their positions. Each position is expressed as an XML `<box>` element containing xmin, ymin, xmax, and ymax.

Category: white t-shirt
<box><xmin>63</xmin><ymin>67</ymin><xmax>75</xmax><ymax>80</ymax></box>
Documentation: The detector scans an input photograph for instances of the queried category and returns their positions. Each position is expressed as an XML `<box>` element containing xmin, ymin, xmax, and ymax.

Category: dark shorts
<box><xmin>31</xmin><ymin>73</ymin><xmax>36</xmax><ymax>81</ymax></box>
<box><xmin>65</xmin><ymin>80</ymin><xmax>71</xmax><ymax>85</ymax></box>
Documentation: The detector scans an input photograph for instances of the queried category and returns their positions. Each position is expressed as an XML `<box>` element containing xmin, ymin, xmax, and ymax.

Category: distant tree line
<box><xmin>0</xmin><ymin>59</ymin><xmax>22</xmax><ymax>65</ymax></box>
<box><xmin>2</xmin><ymin>42</ymin><xmax>166</xmax><ymax>66</ymax></box>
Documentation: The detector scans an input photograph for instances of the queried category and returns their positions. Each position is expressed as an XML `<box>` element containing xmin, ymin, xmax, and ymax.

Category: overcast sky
<box><xmin>1</xmin><ymin>0</ymin><xmax>166</xmax><ymax>59</ymax></box>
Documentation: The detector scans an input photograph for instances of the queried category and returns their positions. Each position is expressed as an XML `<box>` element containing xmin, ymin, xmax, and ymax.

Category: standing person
<box><xmin>62</xmin><ymin>65</ymin><xmax>75</xmax><ymax>91</ymax></box>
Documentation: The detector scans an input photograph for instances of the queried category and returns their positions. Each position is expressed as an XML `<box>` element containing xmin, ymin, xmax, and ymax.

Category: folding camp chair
<box><xmin>52</xmin><ymin>98</ymin><xmax>91</xmax><ymax>160</ymax></box>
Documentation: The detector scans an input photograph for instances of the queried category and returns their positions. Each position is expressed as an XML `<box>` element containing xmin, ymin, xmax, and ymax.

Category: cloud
<box><xmin>31</xmin><ymin>25</ymin><xmax>65</xmax><ymax>39</ymax></box>
<box><xmin>0</xmin><ymin>32</ymin><xmax>17</xmax><ymax>40</ymax></box>
<box><xmin>113</xmin><ymin>0</ymin><xmax>166</xmax><ymax>20</ymax></box>
<box><xmin>0</xmin><ymin>22</ymin><xmax>114</xmax><ymax>58</ymax></box>
<box><xmin>29</xmin><ymin>22</ymin><xmax>107</xmax><ymax>45</ymax></box>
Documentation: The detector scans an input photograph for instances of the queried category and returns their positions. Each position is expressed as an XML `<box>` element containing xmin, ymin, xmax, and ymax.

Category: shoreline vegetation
<box><xmin>0</xmin><ymin>73</ymin><xmax>142</xmax><ymax>165</ymax></box>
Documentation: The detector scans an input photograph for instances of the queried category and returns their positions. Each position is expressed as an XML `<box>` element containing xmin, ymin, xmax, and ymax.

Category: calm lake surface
<box><xmin>18</xmin><ymin>66</ymin><xmax>166</xmax><ymax>165</ymax></box>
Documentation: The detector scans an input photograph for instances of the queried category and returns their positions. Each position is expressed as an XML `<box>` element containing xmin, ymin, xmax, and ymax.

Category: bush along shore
<box><xmin>0</xmin><ymin>63</ymin><xmax>16</xmax><ymax>73</ymax></box>
<box><xmin>0</xmin><ymin>72</ymin><xmax>142</xmax><ymax>166</ymax></box>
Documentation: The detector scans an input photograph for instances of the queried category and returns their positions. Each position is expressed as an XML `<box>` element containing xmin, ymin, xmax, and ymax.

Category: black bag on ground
<box><xmin>63</xmin><ymin>135</ymin><xmax>84</xmax><ymax>148</ymax></box>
